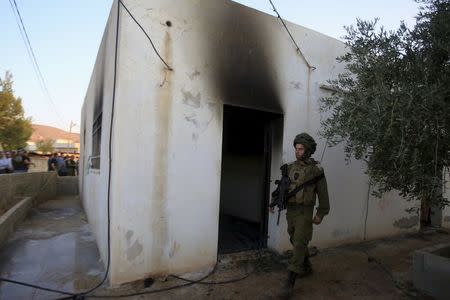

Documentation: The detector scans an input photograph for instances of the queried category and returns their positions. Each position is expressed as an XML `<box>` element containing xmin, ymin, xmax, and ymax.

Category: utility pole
<box><xmin>68</xmin><ymin>121</ymin><xmax>77</xmax><ymax>153</ymax></box>
<box><xmin>69</xmin><ymin>121</ymin><xmax>76</xmax><ymax>134</ymax></box>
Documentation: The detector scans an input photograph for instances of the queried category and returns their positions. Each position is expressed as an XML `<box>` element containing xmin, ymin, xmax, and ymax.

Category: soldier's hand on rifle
<box><xmin>269</xmin><ymin>206</ymin><xmax>275</xmax><ymax>213</ymax></box>
<box><xmin>312</xmin><ymin>215</ymin><xmax>322</xmax><ymax>225</ymax></box>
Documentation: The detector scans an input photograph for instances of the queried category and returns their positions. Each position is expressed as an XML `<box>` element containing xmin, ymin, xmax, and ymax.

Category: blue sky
<box><xmin>0</xmin><ymin>0</ymin><xmax>421</xmax><ymax>133</ymax></box>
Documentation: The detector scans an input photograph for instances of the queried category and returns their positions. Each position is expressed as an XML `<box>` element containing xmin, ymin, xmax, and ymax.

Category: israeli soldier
<box><xmin>271</xmin><ymin>133</ymin><xmax>330</xmax><ymax>297</ymax></box>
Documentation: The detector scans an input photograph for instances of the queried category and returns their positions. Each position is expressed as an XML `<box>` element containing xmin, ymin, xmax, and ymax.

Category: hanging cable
<box><xmin>7</xmin><ymin>0</ymin><xmax>65</xmax><ymax>128</ymax></box>
<box><xmin>320</xmin><ymin>137</ymin><xmax>329</xmax><ymax>163</ymax></box>
<box><xmin>0</xmin><ymin>2</ymin><xmax>120</xmax><ymax>298</ymax></box>
<box><xmin>119</xmin><ymin>0</ymin><xmax>173</xmax><ymax>71</ymax></box>
<box><xmin>79</xmin><ymin>0</ymin><xmax>122</xmax><ymax>295</ymax></box>
<box><xmin>268</xmin><ymin>0</ymin><xmax>316</xmax><ymax>70</ymax></box>
<box><xmin>170</xmin><ymin>272</ymin><xmax>251</xmax><ymax>285</ymax></box>
<box><xmin>1</xmin><ymin>2</ymin><xmax>255</xmax><ymax>299</ymax></box>
<box><xmin>53</xmin><ymin>264</ymin><xmax>252</xmax><ymax>299</ymax></box>
<box><xmin>7</xmin><ymin>0</ymin><xmax>41</xmax><ymax>90</ymax></box>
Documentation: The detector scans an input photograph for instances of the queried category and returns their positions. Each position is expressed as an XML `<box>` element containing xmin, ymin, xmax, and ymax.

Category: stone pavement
<box><xmin>0</xmin><ymin>196</ymin><xmax>103</xmax><ymax>300</ymax></box>
<box><xmin>0</xmin><ymin>195</ymin><xmax>448</xmax><ymax>299</ymax></box>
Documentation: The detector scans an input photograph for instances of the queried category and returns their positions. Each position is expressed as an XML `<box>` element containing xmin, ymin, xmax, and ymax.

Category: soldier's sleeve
<box><xmin>315</xmin><ymin>165</ymin><xmax>330</xmax><ymax>219</ymax></box>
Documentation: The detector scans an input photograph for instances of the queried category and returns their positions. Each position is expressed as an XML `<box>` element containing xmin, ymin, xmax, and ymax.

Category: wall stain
<box><xmin>159</xmin><ymin>72</ymin><xmax>167</xmax><ymax>87</ymax></box>
<box><xmin>183</xmin><ymin>100</ymin><xmax>217</xmax><ymax>140</ymax></box>
<box><xmin>202</xmin><ymin>104</ymin><xmax>216</xmax><ymax>131</ymax></box>
<box><xmin>125</xmin><ymin>230</ymin><xmax>133</xmax><ymax>243</ymax></box>
<box><xmin>208</xmin><ymin>101</ymin><xmax>221</xmax><ymax>129</ymax></box>
<box><xmin>290</xmin><ymin>81</ymin><xmax>303</xmax><ymax>90</ymax></box>
<box><xmin>151</xmin><ymin>30</ymin><xmax>173</xmax><ymax>270</ymax></box>
<box><xmin>210</xmin><ymin>7</ymin><xmax>282</xmax><ymax>112</ymax></box>
<box><xmin>192</xmin><ymin>133</ymin><xmax>199</xmax><ymax>141</ymax></box>
<box><xmin>188</xmin><ymin>70</ymin><xmax>200</xmax><ymax>80</ymax></box>
<box><xmin>184</xmin><ymin>113</ymin><xmax>198</xmax><ymax>127</ymax></box>
<box><xmin>126</xmin><ymin>240</ymin><xmax>143</xmax><ymax>261</ymax></box>
<box><xmin>443</xmin><ymin>216</ymin><xmax>450</xmax><ymax>222</ymax></box>
<box><xmin>393</xmin><ymin>216</ymin><xmax>419</xmax><ymax>229</ymax></box>
<box><xmin>168</xmin><ymin>241</ymin><xmax>181</xmax><ymax>258</ymax></box>
<box><xmin>182</xmin><ymin>89</ymin><xmax>201</xmax><ymax>108</ymax></box>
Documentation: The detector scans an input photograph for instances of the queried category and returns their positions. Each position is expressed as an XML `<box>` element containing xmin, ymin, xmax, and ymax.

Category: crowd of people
<box><xmin>0</xmin><ymin>149</ymin><xmax>79</xmax><ymax>176</ymax></box>
<box><xmin>47</xmin><ymin>153</ymin><xmax>79</xmax><ymax>176</ymax></box>
<box><xmin>0</xmin><ymin>149</ymin><xmax>34</xmax><ymax>174</ymax></box>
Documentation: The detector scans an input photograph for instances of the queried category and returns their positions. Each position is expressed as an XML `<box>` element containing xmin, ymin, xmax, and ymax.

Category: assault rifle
<box><xmin>269</xmin><ymin>164</ymin><xmax>325</xmax><ymax>225</ymax></box>
<box><xmin>269</xmin><ymin>164</ymin><xmax>290</xmax><ymax>225</ymax></box>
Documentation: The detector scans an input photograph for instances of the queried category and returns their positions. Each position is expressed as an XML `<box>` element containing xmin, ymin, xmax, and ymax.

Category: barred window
<box><xmin>91</xmin><ymin>112</ymin><xmax>102</xmax><ymax>169</ymax></box>
<box><xmin>92</xmin><ymin>87</ymin><xmax>103</xmax><ymax>169</ymax></box>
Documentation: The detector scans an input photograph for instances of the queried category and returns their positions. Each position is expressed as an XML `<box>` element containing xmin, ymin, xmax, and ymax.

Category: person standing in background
<box><xmin>56</xmin><ymin>153</ymin><xmax>68</xmax><ymax>176</ymax></box>
<box><xmin>12</xmin><ymin>149</ymin><xmax>31</xmax><ymax>173</ymax></box>
<box><xmin>66</xmin><ymin>155</ymin><xmax>77</xmax><ymax>176</ymax></box>
<box><xmin>0</xmin><ymin>151</ymin><xmax>14</xmax><ymax>174</ymax></box>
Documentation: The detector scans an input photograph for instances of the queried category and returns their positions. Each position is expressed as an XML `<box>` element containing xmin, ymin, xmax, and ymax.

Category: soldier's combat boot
<box><xmin>300</xmin><ymin>256</ymin><xmax>313</xmax><ymax>277</ymax></box>
<box><xmin>280</xmin><ymin>271</ymin><xmax>297</xmax><ymax>299</ymax></box>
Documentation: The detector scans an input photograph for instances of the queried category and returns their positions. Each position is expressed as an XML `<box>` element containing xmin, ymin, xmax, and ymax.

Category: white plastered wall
<box><xmin>80</xmin><ymin>1</ymin><xmax>118</xmax><ymax>267</ymax></box>
<box><xmin>108</xmin><ymin>0</ymin><xmax>224</xmax><ymax>284</ymax></box>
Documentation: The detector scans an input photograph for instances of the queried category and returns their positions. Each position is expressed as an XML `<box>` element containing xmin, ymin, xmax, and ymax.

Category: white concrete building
<box><xmin>80</xmin><ymin>0</ymin><xmax>450</xmax><ymax>285</ymax></box>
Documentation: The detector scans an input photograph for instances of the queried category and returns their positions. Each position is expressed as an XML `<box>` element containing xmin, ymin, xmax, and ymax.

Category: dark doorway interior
<box><xmin>218</xmin><ymin>105</ymin><xmax>281</xmax><ymax>254</ymax></box>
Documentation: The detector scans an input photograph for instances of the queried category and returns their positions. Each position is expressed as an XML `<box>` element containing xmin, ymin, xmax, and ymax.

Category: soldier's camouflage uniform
<box><xmin>286</xmin><ymin>133</ymin><xmax>330</xmax><ymax>275</ymax></box>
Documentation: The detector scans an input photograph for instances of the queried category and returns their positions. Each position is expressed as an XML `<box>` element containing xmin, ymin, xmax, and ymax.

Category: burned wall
<box><xmin>210</xmin><ymin>3</ymin><xmax>282</xmax><ymax>113</ymax></box>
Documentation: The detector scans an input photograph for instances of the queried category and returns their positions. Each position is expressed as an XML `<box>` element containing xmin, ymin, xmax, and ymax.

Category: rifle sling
<box><xmin>286</xmin><ymin>173</ymin><xmax>324</xmax><ymax>200</ymax></box>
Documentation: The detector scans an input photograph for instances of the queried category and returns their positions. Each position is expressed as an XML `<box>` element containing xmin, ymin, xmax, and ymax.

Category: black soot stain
<box><xmin>210</xmin><ymin>8</ymin><xmax>282</xmax><ymax>112</ymax></box>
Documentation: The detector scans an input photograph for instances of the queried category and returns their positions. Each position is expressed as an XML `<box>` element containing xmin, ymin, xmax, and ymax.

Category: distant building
<box><xmin>27</xmin><ymin>124</ymin><xmax>80</xmax><ymax>154</ymax></box>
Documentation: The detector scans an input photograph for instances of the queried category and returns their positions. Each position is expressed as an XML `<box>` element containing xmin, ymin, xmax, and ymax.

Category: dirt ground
<box><xmin>1</xmin><ymin>196</ymin><xmax>448</xmax><ymax>300</ymax></box>
<box><xmin>91</xmin><ymin>230</ymin><xmax>449</xmax><ymax>300</ymax></box>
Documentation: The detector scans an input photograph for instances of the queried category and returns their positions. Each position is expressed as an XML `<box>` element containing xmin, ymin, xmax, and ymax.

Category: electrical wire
<box><xmin>0</xmin><ymin>174</ymin><xmax>76</xmax><ymax>297</ymax></box>
<box><xmin>7</xmin><ymin>0</ymin><xmax>41</xmax><ymax>90</ymax></box>
<box><xmin>0</xmin><ymin>1</ymin><xmax>121</xmax><ymax>297</ymax></box>
<box><xmin>1</xmin><ymin>2</ymin><xmax>251</xmax><ymax>299</ymax></box>
<box><xmin>7</xmin><ymin>0</ymin><xmax>65</xmax><ymax>128</ymax></box>
<box><xmin>53</xmin><ymin>264</ymin><xmax>252</xmax><ymax>299</ymax></box>
<box><xmin>76</xmin><ymin>266</ymin><xmax>218</xmax><ymax>299</ymax></box>
<box><xmin>118</xmin><ymin>0</ymin><xmax>173</xmax><ymax>71</ymax></box>
<box><xmin>82</xmin><ymin>0</ymin><xmax>176</xmax><ymax>296</ymax></box>
<box><xmin>54</xmin><ymin>262</ymin><xmax>251</xmax><ymax>299</ymax></box>
<box><xmin>77</xmin><ymin>0</ymin><xmax>122</xmax><ymax>295</ymax></box>
<box><xmin>319</xmin><ymin>137</ymin><xmax>329</xmax><ymax>163</ymax></box>
<box><xmin>268</xmin><ymin>0</ymin><xmax>315</xmax><ymax>70</ymax></box>
<box><xmin>170</xmin><ymin>272</ymin><xmax>251</xmax><ymax>285</ymax></box>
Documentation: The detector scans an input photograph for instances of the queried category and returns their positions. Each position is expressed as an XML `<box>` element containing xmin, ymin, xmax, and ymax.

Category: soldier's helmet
<box><xmin>293</xmin><ymin>133</ymin><xmax>317</xmax><ymax>158</ymax></box>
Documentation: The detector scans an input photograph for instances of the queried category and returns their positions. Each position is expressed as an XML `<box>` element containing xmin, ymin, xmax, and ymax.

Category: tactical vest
<box><xmin>287</xmin><ymin>159</ymin><xmax>323</xmax><ymax>205</ymax></box>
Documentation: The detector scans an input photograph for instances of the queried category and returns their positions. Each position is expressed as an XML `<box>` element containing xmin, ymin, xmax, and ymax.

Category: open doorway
<box><xmin>218</xmin><ymin>105</ymin><xmax>282</xmax><ymax>254</ymax></box>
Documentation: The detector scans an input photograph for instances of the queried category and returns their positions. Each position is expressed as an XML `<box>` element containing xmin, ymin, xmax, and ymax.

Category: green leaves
<box><xmin>0</xmin><ymin>71</ymin><xmax>32</xmax><ymax>150</ymax></box>
<box><xmin>320</xmin><ymin>0</ymin><xmax>450</xmax><ymax>208</ymax></box>
<box><xmin>36</xmin><ymin>139</ymin><xmax>54</xmax><ymax>153</ymax></box>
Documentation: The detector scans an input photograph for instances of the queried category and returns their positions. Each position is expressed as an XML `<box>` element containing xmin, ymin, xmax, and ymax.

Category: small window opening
<box><xmin>91</xmin><ymin>92</ymin><xmax>103</xmax><ymax>169</ymax></box>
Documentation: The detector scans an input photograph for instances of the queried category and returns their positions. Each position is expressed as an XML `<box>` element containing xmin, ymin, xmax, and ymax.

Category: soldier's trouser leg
<box><xmin>286</xmin><ymin>204</ymin><xmax>314</xmax><ymax>274</ymax></box>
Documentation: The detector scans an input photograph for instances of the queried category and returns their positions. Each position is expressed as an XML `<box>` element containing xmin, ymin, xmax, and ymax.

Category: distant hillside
<box><xmin>30</xmin><ymin>124</ymin><xmax>80</xmax><ymax>143</ymax></box>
